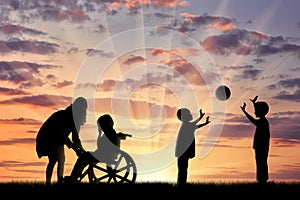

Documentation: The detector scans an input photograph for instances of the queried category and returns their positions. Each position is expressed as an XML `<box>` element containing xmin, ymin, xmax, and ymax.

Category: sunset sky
<box><xmin>1</xmin><ymin>0</ymin><xmax>300</xmax><ymax>184</ymax></box>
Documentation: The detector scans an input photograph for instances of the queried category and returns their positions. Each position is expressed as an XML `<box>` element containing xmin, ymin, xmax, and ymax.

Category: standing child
<box><xmin>175</xmin><ymin>108</ymin><xmax>210</xmax><ymax>185</ymax></box>
<box><xmin>240</xmin><ymin>96</ymin><xmax>270</xmax><ymax>183</ymax></box>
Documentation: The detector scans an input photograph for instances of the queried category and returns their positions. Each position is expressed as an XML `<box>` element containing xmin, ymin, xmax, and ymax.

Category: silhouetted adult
<box><xmin>36</xmin><ymin>97</ymin><xmax>87</xmax><ymax>185</ymax></box>
<box><xmin>66</xmin><ymin>114</ymin><xmax>130</xmax><ymax>182</ymax></box>
<box><xmin>240</xmin><ymin>96</ymin><xmax>270</xmax><ymax>183</ymax></box>
<box><xmin>175</xmin><ymin>108</ymin><xmax>210</xmax><ymax>185</ymax></box>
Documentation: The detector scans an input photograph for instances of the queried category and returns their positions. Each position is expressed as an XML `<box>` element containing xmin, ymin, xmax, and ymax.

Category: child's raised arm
<box><xmin>197</xmin><ymin>116</ymin><xmax>210</xmax><ymax>128</ymax></box>
<box><xmin>240</xmin><ymin>102</ymin><xmax>256</xmax><ymax>124</ymax></box>
<box><xmin>199</xmin><ymin>109</ymin><xmax>205</xmax><ymax>120</ymax></box>
<box><xmin>250</xmin><ymin>96</ymin><xmax>258</xmax><ymax>104</ymax></box>
<box><xmin>192</xmin><ymin>109</ymin><xmax>205</xmax><ymax>124</ymax></box>
<box><xmin>118</xmin><ymin>132</ymin><xmax>132</xmax><ymax>140</ymax></box>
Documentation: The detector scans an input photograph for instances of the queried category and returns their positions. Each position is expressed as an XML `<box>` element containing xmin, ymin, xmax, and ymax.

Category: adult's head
<box><xmin>72</xmin><ymin>97</ymin><xmax>88</xmax><ymax>125</ymax></box>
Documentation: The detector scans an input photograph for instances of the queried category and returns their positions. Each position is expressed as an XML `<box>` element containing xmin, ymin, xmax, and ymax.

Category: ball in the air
<box><xmin>215</xmin><ymin>85</ymin><xmax>231</xmax><ymax>101</ymax></box>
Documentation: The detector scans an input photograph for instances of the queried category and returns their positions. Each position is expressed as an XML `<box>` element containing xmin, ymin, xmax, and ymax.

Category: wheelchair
<box><xmin>72</xmin><ymin>148</ymin><xmax>137</xmax><ymax>184</ymax></box>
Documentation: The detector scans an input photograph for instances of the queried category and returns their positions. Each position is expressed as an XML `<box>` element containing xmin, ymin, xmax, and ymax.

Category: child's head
<box><xmin>177</xmin><ymin>108</ymin><xmax>193</xmax><ymax>122</ymax></box>
<box><xmin>254</xmin><ymin>101</ymin><xmax>269</xmax><ymax>117</ymax></box>
<box><xmin>97</xmin><ymin>114</ymin><xmax>114</xmax><ymax>132</ymax></box>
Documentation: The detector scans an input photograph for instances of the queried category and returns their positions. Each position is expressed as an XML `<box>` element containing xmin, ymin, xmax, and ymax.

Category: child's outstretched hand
<box><xmin>250</xmin><ymin>96</ymin><xmax>258</xmax><ymax>104</ymax></box>
<box><xmin>205</xmin><ymin>116</ymin><xmax>211</xmax><ymax>125</ymax></box>
<box><xmin>119</xmin><ymin>132</ymin><xmax>132</xmax><ymax>140</ymax></box>
<box><xmin>199</xmin><ymin>109</ymin><xmax>205</xmax><ymax>119</ymax></box>
<box><xmin>240</xmin><ymin>102</ymin><xmax>246</xmax><ymax>111</ymax></box>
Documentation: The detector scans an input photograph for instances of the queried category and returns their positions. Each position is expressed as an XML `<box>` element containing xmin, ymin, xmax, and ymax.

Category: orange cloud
<box><xmin>212</xmin><ymin>21</ymin><xmax>235</xmax><ymax>31</ymax></box>
<box><xmin>151</xmin><ymin>0</ymin><xmax>186</xmax><ymax>7</ymax></box>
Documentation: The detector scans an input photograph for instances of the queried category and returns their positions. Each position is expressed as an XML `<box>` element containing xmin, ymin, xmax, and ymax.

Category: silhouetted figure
<box><xmin>175</xmin><ymin>108</ymin><xmax>210</xmax><ymax>185</ymax></box>
<box><xmin>66</xmin><ymin>114</ymin><xmax>131</xmax><ymax>182</ymax></box>
<box><xmin>36</xmin><ymin>97</ymin><xmax>87</xmax><ymax>185</ymax></box>
<box><xmin>240</xmin><ymin>96</ymin><xmax>270</xmax><ymax>183</ymax></box>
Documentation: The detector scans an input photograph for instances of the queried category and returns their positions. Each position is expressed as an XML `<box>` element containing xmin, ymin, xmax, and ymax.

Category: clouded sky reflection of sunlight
<box><xmin>0</xmin><ymin>0</ymin><xmax>300</xmax><ymax>183</ymax></box>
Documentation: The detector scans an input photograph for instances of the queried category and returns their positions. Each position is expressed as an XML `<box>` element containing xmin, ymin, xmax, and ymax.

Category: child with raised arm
<box><xmin>66</xmin><ymin>114</ymin><xmax>131</xmax><ymax>183</ymax></box>
<box><xmin>175</xmin><ymin>108</ymin><xmax>210</xmax><ymax>185</ymax></box>
<box><xmin>240</xmin><ymin>96</ymin><xmax>270</xmax><ymax>183</ymax></box>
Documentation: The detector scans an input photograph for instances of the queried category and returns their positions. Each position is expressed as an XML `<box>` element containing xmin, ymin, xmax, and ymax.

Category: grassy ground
<box><xmin>0</xmin><ymin>181</ymin><xmax>299</xmax><ymax>197</ymax></box>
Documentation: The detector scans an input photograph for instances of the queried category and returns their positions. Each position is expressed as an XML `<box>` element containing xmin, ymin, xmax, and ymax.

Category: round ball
<box><xmin>215</xmin><ymin>85</ymin><xmax>231</xmax><ymax>101</ymax></box>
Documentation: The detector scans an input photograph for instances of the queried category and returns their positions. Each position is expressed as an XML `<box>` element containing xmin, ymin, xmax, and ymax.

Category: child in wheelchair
<box><xmin>65</xmin><ymin>114</ymin><xmax>131</xmax><ymax>183</ymax></box>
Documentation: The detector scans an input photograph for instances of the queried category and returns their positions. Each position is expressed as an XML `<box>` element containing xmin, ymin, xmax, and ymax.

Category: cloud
<box><xmin>0</xmin><ymin>138</ymin><xmax>35</xmax><ymax>146</ymax></box>
<box><xmin>180</xmin><ymin>12</ymin><xmax>236</xmax><ymax>31</ymax></box>
<box><xmin>273</xmin><ymin>90</ymin><xmax>300</xmax><ymax>102</ymax></box>
<box><xmin>0</xmin><ymin>87</ymin><xmax>30</xmax><ymax>95</ymax></box>
<box><xmin>39</xmin><ymin>9</ymin><xmax>90</xmax><ymax>23</ymax></box>
<box><xmin>86</xmin><ymin>48</ymin><xmax>115</xmax><ymax>58</ymax></box>
<box><xmin>240</xmin><ymin>69</ymin><xmax>263</xmax><ymax>80</ymax></box>
<box><xmin>200</xmin><ymin>28</ymin><xmax>300</xmax><ymax>57</ymax></box>
<box><xmin>0</xmin><ymin>117</ymin><xmax>41</xmax><ymax>125</ymax></box>
<box><xmin>200</xmin><ymin>29</ymin><xmax>259</xmax><ymax>56</ymax></box>
<box><xmin>277</xmin><ymin>78</ymin><xmax>300</xmax><ymax>89</ymax></box>
<box><xmin>122</xmin><ymin>55</ymin><xmax>146</xmax><ymax>65</ymax></box>
<box><xmin>222</xmin><ymin>64</ymin><xmax>253</xmax><ymax>71</ymax></box>
<box><xmin>267</xmin><ymin>78</ymin><xmax>300</xmax><ymax>102</ymax></box>
<box><xmin>0</xmin><ymin>22</ymin><xmax>47</xmax><ymax>36</ymax></box>
<box><xmin>270</xmin><ymin>114</ymin><xmax>300</xmax><ymax>139</ymax></box>
<box><xmin>152</xmin><ymin>11</ymin><xmax>215</xmax><ymax>34</ymax></box>
<box><xmin>169</xmin><ymin>58</ymin><xmax>217</xmax><ymax>85</ymax></box>
<box><xmin>0</xmin><ymin>38</ymin><xmax>59</xmax><ymax>54</ymax></box>
<box><xmin>0</xmin><ymin>94</ymin><xmax>72</xmax><ymax>108</ymax></box>
<box><xmin>53</xmin><ymin>80</ymin><xmax>74</xmax><ymax>89</ymax></box>
<box><xmin>150</xmin><ymin>0</ymin><xmax>188</xmax><ymax>7</ymax></box>
<box><xmin>0</xmin><ymin>61</ymin><xmax>60</xmax><ymax>88</ymax></box>
<box><xmin>252</xmin><ymin>58</ymin><xmax>265</xmax><ymax>64</ymax></box>
<box><xmin>153</xmin><ymin>12</ymin><xmax>175</xmax><ymax>20</ymax></box>
<box><xmin>1</xmin><ymin>0</ymin><xmax>91</xmax><ymax>23</ymax></box>
<box><xmin>75</xmin><ymin>80</ymin><xmax>117</xmax><ymax>92</ymax></box>
<box><xmin>227</xmin><ymin>65</ymin><xmax>263</xmax><ymax>81</ymax></box>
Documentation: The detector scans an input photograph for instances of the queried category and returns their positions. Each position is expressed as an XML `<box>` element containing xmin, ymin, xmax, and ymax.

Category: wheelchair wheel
<box><xmin>87</xmin><ymin>150</ymin><xmax>137</xmax><ymax>184</ymax></box>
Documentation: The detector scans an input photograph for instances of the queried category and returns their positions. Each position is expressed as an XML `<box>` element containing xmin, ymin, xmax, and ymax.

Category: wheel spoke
<box><xmin>94</xmin><ymin>174</ymin><xmax>110</xmax><ymax>183</ymax></box>
<box><xmin>85</xmin><ymin>150</ymin><xmax>136</xmax><ymax>184</ymax></box>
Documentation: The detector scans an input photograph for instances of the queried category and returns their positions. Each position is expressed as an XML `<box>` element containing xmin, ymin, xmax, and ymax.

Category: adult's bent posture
<box><xmin>36</xmin><ymin>97</ymin><xmax>88</xmax><ymax>185</ymax></box>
